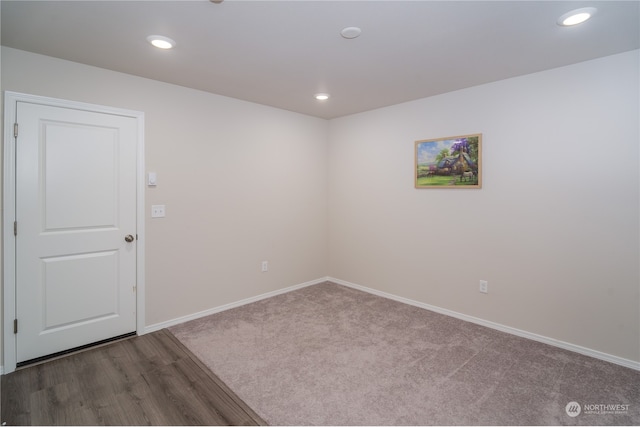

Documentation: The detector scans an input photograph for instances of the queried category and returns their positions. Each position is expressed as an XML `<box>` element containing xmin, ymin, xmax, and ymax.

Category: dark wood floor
<box><xmin>1</xmin><ymin>329</ymin><xmax>267</xmax><ymax>426</ymax></box>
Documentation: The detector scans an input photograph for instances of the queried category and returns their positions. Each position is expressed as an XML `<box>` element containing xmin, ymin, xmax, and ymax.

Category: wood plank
<box><xmin>1</xmin><ymin>330</ymin><xmax>267</xmax><ymax>426</ymax></box>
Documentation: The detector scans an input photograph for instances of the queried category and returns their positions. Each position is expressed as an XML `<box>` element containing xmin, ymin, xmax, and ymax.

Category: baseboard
<box><xmin>329</xmin><ymin>277</ymin><xmax>640</xmax><ymax>372</ymax></box>
<box><xmin>144</xmin><ymin>277</ymin><xmax>329</xmax><ymax>334</ymax></box>
<box><xmin>143</xmin><ymin>275</ymin><xmax>639</xmax><ymax>371</ymax></box>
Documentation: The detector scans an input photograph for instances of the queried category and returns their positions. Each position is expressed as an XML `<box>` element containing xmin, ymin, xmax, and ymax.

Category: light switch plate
<box><xmin>148</xmin><ymin>172</ymin><xmax>157</xmax><ymax>186</ymax></box>
<box><xmin>151</xmin><ymin>205</ymin><xmax>165</xmax><ymax>218</ymax></box>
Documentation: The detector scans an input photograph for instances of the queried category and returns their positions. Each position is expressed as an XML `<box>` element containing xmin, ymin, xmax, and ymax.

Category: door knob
<box><xmin>125</xmin><ymin>234</ymin><xmax>135</xmax><ymax>243</ymax></box>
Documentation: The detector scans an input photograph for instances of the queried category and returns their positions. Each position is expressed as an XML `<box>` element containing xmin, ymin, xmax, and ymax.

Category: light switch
<box><xmin>148</xmin><ymin>172</ymin><xmax>157</xmax><ymax>186</ymax></box>
<box><xmin>151</xmin><ymin>205</ymin><xmax>165</xmax><ymax>218</ymax></box>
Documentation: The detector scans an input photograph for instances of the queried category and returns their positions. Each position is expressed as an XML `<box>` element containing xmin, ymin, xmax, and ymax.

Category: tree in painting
<box><xmin>415</xmin><ymin>134</ymin><xmax>481</xmax><ymax>187</ymax></box>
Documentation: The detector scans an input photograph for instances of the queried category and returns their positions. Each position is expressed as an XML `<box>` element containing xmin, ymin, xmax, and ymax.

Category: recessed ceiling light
<box><xmin>557</xmin><ymin>7</ymin><xmax>597</xmax><ymax>26</ymax></box>
<box><xmin>314</xmin><ymin>93</ymin><xmax>330</xmax><ymax>101</ymax></box>
<box><xmin>147</xmin><ymin>35</ymin><xmax>176</xmax><ymax>49</ymax></box>
<box><xmin>341</xmin><ymin>27</ymin><xmax>362</xmax><ymax>39</ymax></box>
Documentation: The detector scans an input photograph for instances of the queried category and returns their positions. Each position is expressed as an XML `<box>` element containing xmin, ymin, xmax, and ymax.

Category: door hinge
<box><xmin>14</xmin><ymin>221</ymin><xmax>17</xmax><ymax>236</ymax></box>
<box><xmin>13</xmin><ymin>123</ymin><xmax>18</xmax><ymax>138</ymax></box>
<box><xmin>14</xmin><ymin>319</ymin><xmax>18</xmax><ymax>334</ymax></box>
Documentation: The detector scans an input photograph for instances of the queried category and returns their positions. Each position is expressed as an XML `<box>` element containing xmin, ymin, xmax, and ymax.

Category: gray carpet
<box><xmin>169</xmin><ymin>282</ymin><xmax>640</xmax><ymax>425</ymax></box>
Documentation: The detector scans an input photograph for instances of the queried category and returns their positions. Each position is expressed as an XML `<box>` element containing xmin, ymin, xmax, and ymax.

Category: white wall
<box><xmin>2</xmin><ymin>47</ymin><xmax>638</xmax><ymax>367</ymax></box>
<box><xmin>328</xmin><ymin>50</ymin><xmax>640</xmax><ymax>363</ymax></box>
<box><xmin>1</xmin><ymin>47</ymin><xmax>329</xmax><ymax>332</ymax></box>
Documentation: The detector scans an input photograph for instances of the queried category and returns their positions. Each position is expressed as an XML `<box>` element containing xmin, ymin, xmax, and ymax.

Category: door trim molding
<box><xmin>2</xmin><ymin>91</ymin><xmax>145</xmax><ymax>374</ymax></box>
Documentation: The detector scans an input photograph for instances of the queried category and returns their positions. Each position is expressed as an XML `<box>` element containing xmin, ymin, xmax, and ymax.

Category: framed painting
<box><xmin>415</xmin><ymin>133</ymin><xmax>482</xmax><ymax>188</ymax></box>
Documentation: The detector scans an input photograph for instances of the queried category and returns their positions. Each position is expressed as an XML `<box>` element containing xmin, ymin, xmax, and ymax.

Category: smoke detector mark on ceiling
<box><xmin>341</xmin><ymin>27</ymin><xmax>362</xmax><ymax>39</ymax></box>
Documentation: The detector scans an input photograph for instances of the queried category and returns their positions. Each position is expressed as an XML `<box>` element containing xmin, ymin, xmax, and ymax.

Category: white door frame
<box><xmin>3</xmin><ymin>91</ymin><xmax>146</xmax><ymax>374</ymax></box>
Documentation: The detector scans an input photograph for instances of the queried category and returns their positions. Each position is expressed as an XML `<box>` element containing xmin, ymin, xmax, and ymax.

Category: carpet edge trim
<box><xmin>159</xmin><ymin>329</ymin><xmax>269</xmax><ymax>426</ymax></box>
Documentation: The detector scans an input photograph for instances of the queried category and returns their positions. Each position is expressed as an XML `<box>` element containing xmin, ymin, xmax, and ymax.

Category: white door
<box><xmin>14</xmin><ymin>101</ymin><xmax>138</xmax><ymax>364</ymax></box>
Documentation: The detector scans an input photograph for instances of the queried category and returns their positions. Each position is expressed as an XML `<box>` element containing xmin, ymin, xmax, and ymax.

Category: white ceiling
<box><xmin>2</xmin><ymin>1</ymin><xmax>639</xmax><ymax>119</ymax></box>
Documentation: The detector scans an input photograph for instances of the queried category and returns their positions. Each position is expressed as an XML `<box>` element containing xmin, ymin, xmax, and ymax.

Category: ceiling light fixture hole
<box><xmin>147</xmin><ymin>35</ymin><xmax>176</xmax><ymax>49</ymax></box>
<box><xmin>557</xmin><ymin>7</ymin><xmax>597</xmax><ymax>26</ymax></box>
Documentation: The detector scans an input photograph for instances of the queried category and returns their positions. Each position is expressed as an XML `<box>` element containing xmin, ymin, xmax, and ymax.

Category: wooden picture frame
<box><xmin>415</xmin><ymin>133</ymin><xmax>482</xmax><ymax>188</ymax></box>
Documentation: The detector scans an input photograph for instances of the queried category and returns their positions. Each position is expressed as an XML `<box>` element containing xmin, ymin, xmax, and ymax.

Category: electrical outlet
<box><xmin>261</xmin><ymin>261</ymin><xmax>268</xmax><ymax>272</ymax></box>
<box><xmin>479</xmin><ymin>280</ymin><xmax>488</xmax><ymax>294</ymax></box>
